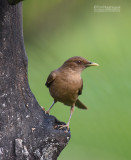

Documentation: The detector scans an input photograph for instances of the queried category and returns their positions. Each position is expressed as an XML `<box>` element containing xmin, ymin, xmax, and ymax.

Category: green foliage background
<box><xmin>23</xmin><ymin>0</ymin><xmax>131</xmax><ymax>159</ymax></box>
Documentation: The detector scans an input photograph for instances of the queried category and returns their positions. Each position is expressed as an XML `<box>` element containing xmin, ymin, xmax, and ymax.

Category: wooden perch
<box><xmin>0</xmin><ymin>0</ymin><xmax>70</xmax><ymax>159</ymax></box>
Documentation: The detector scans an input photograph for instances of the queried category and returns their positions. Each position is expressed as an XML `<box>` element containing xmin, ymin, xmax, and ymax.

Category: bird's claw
<box><xmin>41</xmin><ymin>106</ymin><xmax>47</xmax><ymax>113</ymax></box>
<box><xmin>58</xmin><ymin>124</ymin><xmax>69</xmax><ymax>130</ymax></box>
<box><xmin>45</xmin><ymin>110</ymin><xmax>50</xmax><ymax>115</ymax></box>
<box><xmin>41</xmin><ymin>106</ymin><xmax>50</xmax><ymax>115</ymax></box>
<box><xmin>54</xmin><ymin>124</ymin><xmax>69</xmax><ymax>133</ymax></box>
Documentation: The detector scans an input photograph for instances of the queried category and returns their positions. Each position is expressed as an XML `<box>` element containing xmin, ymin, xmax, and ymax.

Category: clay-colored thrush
<box><xmin>45</xmin><ymin>56</ymin><xmax>99</xmax><ymax>129</ymax></box>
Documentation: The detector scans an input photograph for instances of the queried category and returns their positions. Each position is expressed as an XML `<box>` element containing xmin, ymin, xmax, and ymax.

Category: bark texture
<box><xmin>8</xmin><ymin>0</ymin><xmax>23</xmax><ymax>5</ymax></box>
<box><xmin>0</xmin><ymin>0</ymin><xmax>70</xmax><ymax>159</ymax></box>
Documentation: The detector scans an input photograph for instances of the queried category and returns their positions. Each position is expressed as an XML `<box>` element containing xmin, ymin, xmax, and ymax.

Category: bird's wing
<box><xmin>45</xmin><ymin>71</ymin><xmax>56</xmax><ymax>88</ymax></box>
<box><xmin>78</xmin><ymin>79</ymin><xmax>83</xmax><ymax>95</ymax></box>
<box><xmin>75</xmin><ymin>99</ymin><xmax>88</xmax><ymax>110</ymax></box>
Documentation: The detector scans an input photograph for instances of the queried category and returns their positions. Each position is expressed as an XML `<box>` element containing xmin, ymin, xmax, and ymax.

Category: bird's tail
<box><xmin>75</xmin><ymin>99</ymin><xmax>88</xmax><ymax>110</ymax></box>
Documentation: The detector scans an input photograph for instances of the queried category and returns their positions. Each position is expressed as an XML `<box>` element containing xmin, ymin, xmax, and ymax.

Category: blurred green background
<box><xmin>23</xmin><ymin>0</ymin><xmax>131</xmax><ymax>159</ymax></box>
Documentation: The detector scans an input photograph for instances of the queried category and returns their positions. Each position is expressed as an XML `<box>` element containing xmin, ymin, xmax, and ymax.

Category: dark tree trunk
<box><xmin>0</xmin><ymin>0</ymin><xmax>70</xmax><ymax>159</ymax></box>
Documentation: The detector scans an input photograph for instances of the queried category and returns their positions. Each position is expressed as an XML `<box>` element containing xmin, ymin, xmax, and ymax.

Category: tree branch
<box><xmin>8</xmin><ymin>0</ymin><xmax>23</xmax><ymax>5</ymax></box>
<box><xmin>0</xmin><ymin>0</ymin><xmax>70</xmax><ymax>159</ymax></box>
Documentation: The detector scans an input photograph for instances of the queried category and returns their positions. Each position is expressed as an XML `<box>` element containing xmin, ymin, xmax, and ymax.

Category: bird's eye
<box><xmin>76</xmin><ymin>60</ymin><xmax>81</xmax><ymax>64</ymax></box>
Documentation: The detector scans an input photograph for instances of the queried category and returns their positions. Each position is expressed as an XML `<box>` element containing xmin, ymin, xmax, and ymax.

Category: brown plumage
<box><xmin>45</xmin><ymin>56</ymin><xmax>99</xmax><ymax>129</ymax></box>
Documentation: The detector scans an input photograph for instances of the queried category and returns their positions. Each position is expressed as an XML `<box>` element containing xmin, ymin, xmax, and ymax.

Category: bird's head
<box><xmin>62</xmin><ymin>56</ymin><xmax>99</xmax><ymax>72</ymax></box>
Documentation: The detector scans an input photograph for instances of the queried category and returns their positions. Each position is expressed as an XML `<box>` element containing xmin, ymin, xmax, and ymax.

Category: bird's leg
<box><xmin>45</xmin><ymin>101</ymin><xmax>56</xmax><ymax>114</ymax></box>
<box><xmin>66</xmin><ymin>105</ymin><xmax>75</xmax><ymax>129</ymax></box>
<box><xmin>59</xmin><ymin>105</ymin><xmax>75</xmax><ymax>130</ymax></box>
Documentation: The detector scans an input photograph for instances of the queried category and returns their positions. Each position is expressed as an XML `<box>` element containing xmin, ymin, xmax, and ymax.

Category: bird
<box><xmin>45</xmin><ymin>56</ymin><xmax>99</xmax><ymax>130</ymax></box>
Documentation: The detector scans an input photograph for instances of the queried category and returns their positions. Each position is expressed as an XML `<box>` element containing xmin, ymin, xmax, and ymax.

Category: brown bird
<box><xmin>45</xmin><ymin>56</ymin><xmax>99</xmax><ymax>129</ymax></box>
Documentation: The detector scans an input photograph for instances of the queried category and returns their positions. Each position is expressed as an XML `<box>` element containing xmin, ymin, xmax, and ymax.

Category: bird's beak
<box><xmin>86</xmin><ymin>62</ymin><xmax>99</xmax><ymax>67</ymax></box>
<box><xmin>89</xmin><ymin>62</ymin><xmax>99</xmax><ymax>66</ymax></box>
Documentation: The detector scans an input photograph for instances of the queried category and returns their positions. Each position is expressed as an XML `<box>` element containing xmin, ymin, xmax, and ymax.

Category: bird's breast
<box><xmin>49</xmin><ymin>72</ymin><xmax>82</xmax><ymax>106</ymax></box>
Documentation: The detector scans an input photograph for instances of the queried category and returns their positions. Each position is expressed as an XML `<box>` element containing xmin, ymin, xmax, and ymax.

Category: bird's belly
<box><xmin>49</xmin><ymin>76</ymin><xmax>81</xmax><ymax>106</ymax></box>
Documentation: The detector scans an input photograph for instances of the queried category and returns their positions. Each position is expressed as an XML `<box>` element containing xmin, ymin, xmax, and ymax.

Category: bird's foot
<box><xmin>45</xmin><ymin>110</ymin><xmax>50</xmax><ymax>115</ymax></box>
<box><xmin>54</xmin><ymin>123</ymin><xmax>70</xmax><ymax>133</ymax></box>
<box><xmin>41</xmin><ymin>106</ymin><xmax>50</xmax><ymax>115</ymax></box>
<box><xmin>58</xmin><ymin>124</ymin><xmax>69</xmax><ymax>130</ymax></box>
<box><xmin>41</xmin><ymin>106</ymin><xmax>46</xmax><ymax>112</ymax></box>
